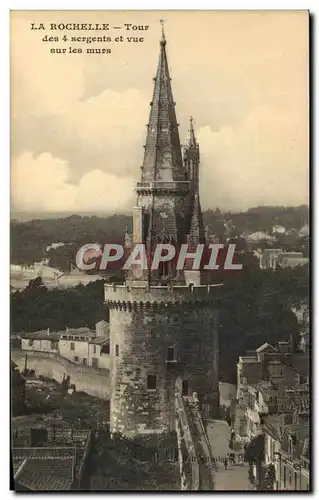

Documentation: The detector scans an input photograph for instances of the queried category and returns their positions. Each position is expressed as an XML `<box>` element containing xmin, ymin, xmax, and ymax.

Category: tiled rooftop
<box><xmin>21</xmin><ymin>330</ymin><xmax>61</xmax><ymax>341</ymax></box>
<box><xmin>89</xmin><ymin>337</ymin><xmax>109</xmax><ymax>345</ymax></box>
<box><xmin>21</xmin><ymin>327</ymin><xmax>96</xmax><ymax>341</ymax></box>
<box><xmin>14</xmin><ymin>457</ymin><xmax>74</xmax><ymax>491</ymax></box>
<box><xmin>67</xmin><ymin>327</ymin><xmax>91</xmax><ymax>335</ymax></box>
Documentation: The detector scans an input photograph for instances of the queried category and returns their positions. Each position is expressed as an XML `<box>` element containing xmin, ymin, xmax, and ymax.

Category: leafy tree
<box><xmin>244</xmin><ymin>434</ymin><xmax>265</xmax><ymax>489</ymax></box>
<box><xmin>87</xmin><ymin>431</ymin><xmax>179</xmax><ymax>490</ymax></box>
<box><xmin>11</xmin><ymin>279</ymin><xmax>109</xmax><ymax>333</ymax></box>
<box><xmin>244</xmin><ymin>434</ymin><xmax>265</xmax><ymax>463</ymax></box>
<box><xmin>11</xmin><ymin>206</ymin><xmax>308</xmax><ymax>266</ymax></box>
<box><xmin>261</xmin><ymin>464</ymin><xmax>276</xmax><ymax>491</ymax></box>
<box><xmin>11</xmin><ymin>258</ymin><xmax>308</xmax><ymax>384</ymax></box>
<box><xmin>26</xmin><ymin>276</ymin><xmax>46</xmax><ymax>290</ymax></box>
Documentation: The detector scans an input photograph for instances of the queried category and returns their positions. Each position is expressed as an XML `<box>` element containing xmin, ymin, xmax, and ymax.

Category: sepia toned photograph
<box><xmin>10</xmin><ymin>10</ymin><xmax>310</xmax><ymax>491</ymax></box>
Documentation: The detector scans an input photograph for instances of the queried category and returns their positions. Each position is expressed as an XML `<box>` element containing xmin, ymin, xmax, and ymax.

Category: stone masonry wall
<box><xmin>107</xmin><ymin>283</ymin><xmax>220</xmax><ymax>438</ymax></box>
<box><xmin>11</xmin><ymin>350</ymin><xmax>111</xmax><ymax>400</ymax></box>
<box><xmin>175</xmin><ymin>393</ymin><xmax>199</xmax><ymax>490</ymax></box>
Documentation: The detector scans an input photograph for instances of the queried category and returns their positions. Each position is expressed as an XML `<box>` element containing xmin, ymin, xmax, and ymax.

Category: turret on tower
<box><xmin>182</xmin><ymin>117</ymin><xmax>207</xmax><ymax>284</ymax></box>
<box><xmin>184</xmin><ymin>116</ymin><xmax>200</xmax><ymax>192</ymax></box>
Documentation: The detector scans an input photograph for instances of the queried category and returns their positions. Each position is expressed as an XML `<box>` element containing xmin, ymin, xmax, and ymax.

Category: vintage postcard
<box><xmin>10</xmin><ymin>10</ymin><xmax>310</xmax><ymax>491</ymax></box>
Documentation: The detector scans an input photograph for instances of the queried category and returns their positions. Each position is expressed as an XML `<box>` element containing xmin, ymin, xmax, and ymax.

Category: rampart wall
<box><xmin>11</xmin><ymin>349</ymin><xmax>111</xmax><ymax>400</ymax></box>
<box><xmin>175</xmin><ymin>392</ymin><xmax>216</xmax><ymax>490</ymax></box>
<box><xmin>175</xmin><ymin>392</ymin><xmax>199</xmax><ymax>490</ymax></box>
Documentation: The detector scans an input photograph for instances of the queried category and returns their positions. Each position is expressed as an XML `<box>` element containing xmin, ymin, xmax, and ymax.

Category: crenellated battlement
<box><xmin>105</xmin><ymin>282</ymin><xmax>222</xmax><ymax>310</ymax></box>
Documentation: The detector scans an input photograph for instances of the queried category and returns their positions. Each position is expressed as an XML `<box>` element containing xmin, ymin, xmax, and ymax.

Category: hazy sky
<box><xmin>11</xmin><ymin>10</ymin><xmax>309</xmax><ymax>214</ymax></box>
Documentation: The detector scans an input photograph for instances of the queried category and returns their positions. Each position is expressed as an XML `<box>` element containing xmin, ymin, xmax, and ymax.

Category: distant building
<box><xmin>56</xmin><ymin>269</ymin><xmax>103</xmax><ymax>288</ymax></box>
<box><xmin>291</xmin><ymin>304</ymin><xmax>309</xmax><ymax>325</ymax></box>
<box><xmin>19</xmin><ymin>325</ymin><xmax>111</xmax><ymax>371</ymax></box>
<box><xmin>286</xmin><ymin>228</ymin><xmax>298</xmax><ymax>236</ymax></box>
<box><xmin>278</xmin><ymin>420</ymin><xmax>310</xmax><ymax>491</ymax></box>
<box><xmin>237</xmin><ymin>343</ymin><xmax>278</xmax><ymax>400</ymax></box>
<box><xmin>236</xmin><ymin>342</ymin><xmax>307</xmax><ymax>402</ymax></box>
<box><xmin>10</xmin><ymin>263</ymin><xmax>60</xmax><ymax>285</ymax></box>
<box><xmin>59</xmin><ymin>329</ymin><xmax>110</xmax><ymax>370</ymax></box>
<box><xmin>58</xmin><ymin>329</ymin><xmax>91</xmax><ymax>365</ymax></box>
<box><xmin>253</xmin><ymin>249</ymin><xmax>263</xmax><ymax>263</ymax></box>
<box><xmin>10</xmin><ymin>264</ymin><xmax>24</xmax><ymax>273</ymax></box>
<box><xmin>88</xmin><ymin>337</ymin><xmax>110</xmax><ymax>370</ymax></box>
<box><xmin>260</xmin><ymin>249</ymin><xmax>282</xmax><ymax>269</ymax></box>
<box><xmin>299</xmin><ymin>225</ymin><xmax>309</xmax><ymax>238</ymax></box>
<box><xmin>11</xmin><ymin>265</ymin><xmax>103</xmax><ymax>292</ymax></box>
<box><xmin>272</xmin><ymin>225</ymin><xmax>286</xmax><ymax>235</ymax></box>
<box><xmin>95</xmin><ymin>320</ymin><xmax>109</xmax><ymax>337</ymax></box>
<box><xmin>21</xmin><ymin>330</ymin><xmax>60</xmax><ymax>353</ymax></box>
<box><xmin>239</xmin><ymin>379</ymin><xmax>307</xmax><ymax>445</ymax></box>
<box><xmin>266</xmin><ymin>360</ymin><xmax>300</xmax><ymax>387</ymax></box>
<box><xmin>234</xmin><ymin>333</ymin><xmax>310</xmax><ymax>490</ymax></box>
<box><xmin>262</xmin><ymin>414</ymin><xmax>282</xmax><ymax>489</ymax></box>
<box><xmin>35</xmin><ymin>263</ymin><xmax>61</xmax><ymax>279</ymax></box>
<box><xmin>46</xmin><ymin>242</ymin><xmax>66</xmax><ymax>252</ymax></box>
<box><xmin>260</xmin><ymin>250</ymin><xmax>308</xmax><ymax>270</ymax></box>
<box><xmin>299</xmin><ymin>333</ymin><xmax>309</xmax><ymax>355</ymax></box>
<box><xmin>247</xmin><ymin>231</ymin><xmax>276</xmax><ymax>243</ymax></box>
<box><xmin>276</xmin><ymin>253</ymin><xmax>308</xmax><ymax>269</ymax></box>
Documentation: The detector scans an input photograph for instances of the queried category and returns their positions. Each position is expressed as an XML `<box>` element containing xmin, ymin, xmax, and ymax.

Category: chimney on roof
<box><xmin>47</xmin><ymin>328</ymin><xmax>50</xmax><ymax>336</ymax></box>
<box><xmin>66</xmin><ymin>326</ymin><xmax>68</xmax><ymax>334</ymax></box>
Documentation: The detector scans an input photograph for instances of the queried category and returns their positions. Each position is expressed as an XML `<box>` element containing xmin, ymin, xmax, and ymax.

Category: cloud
<box><xmin>11</xmin><ymin>100</ymin><xmax>309</xmax><ymax>213</ymax></box>
<box><xmin>198</xmin><ymin>105</ymin><xmax>308</xmax><ymax>210</ymax></box>
<box><xmin>11</xmin><ymin>11</ymin><xmax>309</xmax><ymax>213</ymax></box>
<box><xmin>11</xmin><ymin>152</ymin><xmax>135</xmax><ymax>212</ymax></box>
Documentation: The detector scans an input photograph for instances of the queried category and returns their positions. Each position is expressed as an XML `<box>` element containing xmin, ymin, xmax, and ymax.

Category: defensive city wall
<box><xmin>175</xmin><ymin>391</ymin><xmax>215</xmax><ymax>490</ymax></box>
<box><xmin>12</xmin><ymin>347</ymin><xmax>216</xmax><ymax>490</ymax></box>
<box><xmin>11</xmin><ymin>349</ymin><xmax>111</xmax><ymax>400</ymax></box>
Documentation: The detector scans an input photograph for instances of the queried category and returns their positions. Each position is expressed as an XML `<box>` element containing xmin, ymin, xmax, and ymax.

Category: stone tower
<box><xmin>105</xmin><ymin>26</ymin><xmax>221</xmax><ymax>438</ymax></box>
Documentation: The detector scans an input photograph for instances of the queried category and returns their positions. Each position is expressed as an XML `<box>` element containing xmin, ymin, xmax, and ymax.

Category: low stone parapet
<box><xmin>105</xmin><ymin>282</ymin><xmax>222</xmax><ymax>309</ymax></box>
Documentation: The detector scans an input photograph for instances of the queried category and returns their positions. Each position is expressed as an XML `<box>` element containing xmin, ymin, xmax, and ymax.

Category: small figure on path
<box><xmin>224</xmin><ymin>457</ymin><xmax>228</xmax><ymax>470</ymax></box>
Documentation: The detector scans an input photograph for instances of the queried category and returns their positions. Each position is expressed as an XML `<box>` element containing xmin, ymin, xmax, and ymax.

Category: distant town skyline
<box><xmin>11</xmin><ymin>11</ymin><xmax>309</xmax><ymax>214</ymax></box>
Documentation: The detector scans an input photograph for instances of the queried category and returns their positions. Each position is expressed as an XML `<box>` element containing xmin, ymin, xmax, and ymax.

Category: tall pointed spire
<box><xmin>160</xmin><ymin>18</ymin><xmax>166</xmax><ymax>46</ymax></box>
<box><xmin>132</xmin><ymin>25</ymin><xmax>204</xmax><ymax>284</ymax></box>
<box><xmin>140</xmin><ymin>22</ymin><xmax>186</xmax><ymax>183</ymax></box>
<box><xmin>189</xmin><ymin>116</ymin><xmax>197</xmax><ymax>147</ymax></box>
<box><xmin>184</xmin><ymin>116</ymin><xmax>200</xmax><ymax>192</ymax></box>
<box><xmin>184</xmin><ymin>117</ymin><xmax>205</xmax><ymax>245</ymax></box>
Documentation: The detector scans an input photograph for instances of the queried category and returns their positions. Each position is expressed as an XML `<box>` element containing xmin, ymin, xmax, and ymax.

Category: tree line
<box><xmin>11</xmin><ymin>262</ymin><xmax>308</xmax><ymax>383</ymax></box>
<box><xmin>11</xmin><ymin>206</ymin><xmax>309</xmax><ymax>266</ymax></box>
